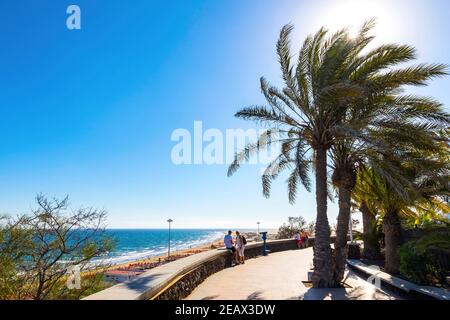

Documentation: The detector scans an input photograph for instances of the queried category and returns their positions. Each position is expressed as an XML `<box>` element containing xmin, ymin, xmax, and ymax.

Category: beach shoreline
<box><xmin>108</xmin><ymin>238</ymin><xmax>224</xmax><ymax>271</ymax></box>
<box><xmin>98</xmin><ymin>230</ymin><xmax>278</xmax><ymax>282</ymax></box>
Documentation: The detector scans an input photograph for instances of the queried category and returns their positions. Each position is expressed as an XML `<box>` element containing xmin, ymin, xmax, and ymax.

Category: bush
<box><xmin>399</xmin><ymin>230</ymin><xmax>450</xmax><ymax>287</ymax></box>
<box><xmin>399</xmin><ymin>243</ymin><xmax>440</xmax><ymax>285</ymax></box>
<box><xmin>276</xmin><ymin>224</ymin><xmax>299</xmax><ymax>239</ymax></box>
<box><xmin>276</xmin><ymin>216</ymin><xmax>307</xmax><ymax>239</ymax></box>
<box><xmin>0</xmin><ymin>195</ymin><xmax>114</xmax><ymax>300</ymax></box>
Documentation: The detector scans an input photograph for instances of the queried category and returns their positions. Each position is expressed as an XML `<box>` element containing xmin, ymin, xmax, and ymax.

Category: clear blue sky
<box><xmin>1</xmin><ymin>0</ymin><xmax>449</xmax><ymax>228</ymax></box>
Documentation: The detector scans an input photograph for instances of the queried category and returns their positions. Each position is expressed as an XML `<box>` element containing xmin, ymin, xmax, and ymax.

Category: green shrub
<box><xmin>276</xmin><ymin>216</ymin><xmax>308</xmax><ymax>239</ymax></box>
<box><xmin>399</xmin><ymin>243</ymin><xmax>439</xmax><ymax>285</ymax></box>
<box><xmin>399</xmin><ymin>231</ymin><xmax>450</xmax><ymax>286</ymax></box>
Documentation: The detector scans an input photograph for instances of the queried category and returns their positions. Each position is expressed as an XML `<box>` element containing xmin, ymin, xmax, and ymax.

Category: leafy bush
<box><xmin>277</xmin><ymin>224</ymin><xmax>298</xmax><ymax>239</ymax></box>
<box><xmin>363</xmin><ymin>220</ymin><xmax>383</xmax><ymax>246</ymax></box>
<box><xmin>0</xmin><ymin>195</ymin><xmax>114</xmax><ymax>300</ymax></box>
<box><xmin>399</xmin><ymin>230</ymin><xmax>450</xmax><ymax>287</ymax></box>
<box><xmin>399</xmin><ymin>243</ymin><xmax>439</xmax><ymax>285</ymax></box>
<box><xmin>276</xmin><ymin>216</ymin><xmax>307</xmax><ymax>239</ymax></box>
<box><xmin>305</xmin><ymin>221</ymin><xmax>315</xmax><ymax>236</ymax></box>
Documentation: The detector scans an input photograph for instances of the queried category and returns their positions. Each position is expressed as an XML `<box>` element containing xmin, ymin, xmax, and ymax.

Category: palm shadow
<box><xmin>201</xmin><ymin>295</ymin><xmax>220</xmax><ymax>300</ymax></box>
<box><xmin>123</xmin><ymin>272</ymin><xmax>167</xmax><ymax>291</ymax></box>
<box><xmin>299</xmin><ymin>287</ymin><xmax>362</xmax><ymax>300</ymax></box>
<box><xmin>246</xmin><ymin>291</ymin><xmax>265</xmax><ymax>300</ymax></box>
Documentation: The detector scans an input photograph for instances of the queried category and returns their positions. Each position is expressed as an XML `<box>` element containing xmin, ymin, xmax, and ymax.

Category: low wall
<box><xmin>84</xmin><ymin>238</ymin><xmax>306</xmax><ymax>300</ymax></box>
<box><xmin>154</xmin><ymin>237</ymin><xmax>342</xmax><ymax>300</ymax></box>
<box><xmin>401</xmin><ymin>227</ymin><xmax>449</xmax><ymax>243</ymax></box>
<box><xmin>153</xmin><ymin>239</ymin><xmax>299</xmax><ymax>300</ymax></box>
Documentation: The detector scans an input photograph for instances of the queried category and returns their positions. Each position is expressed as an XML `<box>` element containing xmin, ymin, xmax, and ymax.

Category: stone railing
<box><xmin>83</xmin><ymin>238</ymin><xmax>304</xmax><ymax>300</ymax></box>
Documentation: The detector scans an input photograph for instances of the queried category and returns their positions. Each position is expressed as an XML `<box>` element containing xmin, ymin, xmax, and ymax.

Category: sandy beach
<box><xmin>109</xmin><ymin>239</ymin><xmax>224</xmax><ymax>272</ymax></box>
<box><xmin>100</xmin><ymin>230</ymin><xmax>278</xmax><ymax>282</ymax></box>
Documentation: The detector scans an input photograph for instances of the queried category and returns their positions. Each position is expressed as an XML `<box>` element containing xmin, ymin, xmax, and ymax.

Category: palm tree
<box><xmin>333</xmin><ymin>124</ymin><xmax>449</xmax><ymax>281</ymax></box>
<box><xmin>351</xmin><ymin>162</ymin><xmax>449</xmax><ymax>262</ymax></box>
<box><xmin>228</xmin><ymin>24</ymin><xmax>367</xmax><ymax>287</ymax></box>
<box><xmin>227</xmin><ymin>20</ymin><xmax>449</xmax><ymax>287</ymax></box>
<box><xmin>325</xmin><ymin>21</ymin><xmax>449</xmax><ymax>283</ymax></box>
<box><xmin>352</xmin><ymin>173</ymin><xmax>382</xmax><ymax>260</ymax></box>
<box><xmin>354</xmin><ymin>146</ymin><xmax>449</xmax><ymax>274</ymax></box>
<box><xmin>331</xmin><ymin>111</ymin><xmax>449</xmax><ymax>282</ymax></box>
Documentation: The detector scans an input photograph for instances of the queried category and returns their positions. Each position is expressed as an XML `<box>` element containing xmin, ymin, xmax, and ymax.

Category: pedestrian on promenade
<box><xmin>235</xmin><ymin>230</ymin><xmax>246</xmax><ymax>264</ymax></box>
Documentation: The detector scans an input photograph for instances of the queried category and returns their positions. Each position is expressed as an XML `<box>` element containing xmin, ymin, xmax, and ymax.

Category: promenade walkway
<box><xmin>186</xmin><ymin>248</ymin><xmax>401</xmax><ymax>300</ymax></box>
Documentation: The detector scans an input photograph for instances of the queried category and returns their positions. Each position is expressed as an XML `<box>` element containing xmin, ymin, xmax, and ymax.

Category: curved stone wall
<box><xmin>84</xmin><ymin>238</ymin><xmax>311</xmax><ymax>300</ymax></box>
<box><xmin>153</xmin><ymin>239</ymin><xmax>301</xmax><ymax>300</ymax></box>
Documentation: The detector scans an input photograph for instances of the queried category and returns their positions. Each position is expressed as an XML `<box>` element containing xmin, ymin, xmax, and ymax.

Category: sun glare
<box><xmin>311</xmin><ymin>0</ymin><xmax>404</xmax><ymax>45</ymax></box>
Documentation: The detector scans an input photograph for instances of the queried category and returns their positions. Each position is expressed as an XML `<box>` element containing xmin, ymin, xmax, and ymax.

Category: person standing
<box><xmin>301</xmin><ymin>230</ymin><xmax>308</xmax><ymax>248</ymax></box>
<box><xmin>294</xmin><ymin>231</ymin><xmax>302</xmax><ymax>248</ymax></box>
<box><xmin>235</xmin><ymin>231</ymin><xmax>246</xmax><ymax>264</ymax></box>
<box><xmin>224</xmin><ymin>230</ymin><xmax>238</xmax><ymax>264</ymax></box>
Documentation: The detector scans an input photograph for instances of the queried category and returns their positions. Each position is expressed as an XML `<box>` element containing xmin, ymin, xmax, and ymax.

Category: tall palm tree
<box><xmin>227</xmin><ymin>20</ymin><xmax>448</xmax><ymax>287</ymax></box>
<box><xmin>331</xmin><ymin>110</ymin><xmax>449</xmax><ymax>283</ymax></box>
<box><xmin>324</xmin><ymin>21</ymin><xmax>449</xmax><ymax>283</ymax></box>
<box><xmin>228</xmin><ymin>24</ymin><xmax>366</xmax><ymax>287</ymax></box>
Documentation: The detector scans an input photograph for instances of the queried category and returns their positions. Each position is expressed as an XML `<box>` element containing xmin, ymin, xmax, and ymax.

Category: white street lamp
<box><xmin>167</xmin><ymin>219</ymin><xmax>173</xmax><ymax>258</ymax></box>
<box><xmin>257</xmin><ymin>222</ymin><xmax>260</xmax><ymax>242</ymax></box>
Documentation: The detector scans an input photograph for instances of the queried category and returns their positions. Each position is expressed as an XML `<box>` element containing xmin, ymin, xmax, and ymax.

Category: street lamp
<box><xmin>167</xmin><ymin>219</ymin><xmax>173</xmax><ymax>258</ymax></box>
<box><xmin>257</xmin><ymin>222</ymin><xmax>260</xmax><ymax>242</ymax></box>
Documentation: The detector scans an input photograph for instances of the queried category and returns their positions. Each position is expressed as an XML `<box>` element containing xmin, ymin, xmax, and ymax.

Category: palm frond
<box><xmin>368</xmin><ymin>63</ymin><xmax>449</xmax><ymax>91</ymax></box>
<box><xmin>235</xmin><ymin>105</ymin><xmax>299</xmax><ymax>127</ymax></box>
<box><xmin>350</xmin><ymin>44</ymin><xmax>417</xmax><ymax>81</ymax></box>
<box><xmin>277</xmin><ymin>24</ymin><xmax>297</xmax><ymax>91</ymax></box>
<box><xmin>227</xmin><ymin>129</ymin><xmax>286</xmax><ymax>177</ymax></box>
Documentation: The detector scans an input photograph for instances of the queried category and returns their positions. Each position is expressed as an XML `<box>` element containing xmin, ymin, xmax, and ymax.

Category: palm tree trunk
<box><xmin>312</xmin><ymin>147</ymin><xmax>333</xmax><ymax>288</ymax></box>
<box><xmin>332</xmin><ymin>185</ymin><xmax>351</xmax><ymax>286</ymax></box>
<box><xmin>361</xmin><ymin>201</ymin><xmax>381</xmax><ymax>260</ymax></box>
<box><xmin>382</xmin><ymin>209</ymin><xmax>402</xmax><ymax>274</ymax></box>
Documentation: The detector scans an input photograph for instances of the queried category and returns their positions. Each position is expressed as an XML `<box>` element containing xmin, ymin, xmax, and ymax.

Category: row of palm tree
<box><xmin>352</xmin><ymin>142</ymin><xmax>449</xmax><ymax>274</ymax></box>
<box><xmin>228</xmin><ymin>19</ymin><xmax>449</xmax><ymax>287</ymax></box>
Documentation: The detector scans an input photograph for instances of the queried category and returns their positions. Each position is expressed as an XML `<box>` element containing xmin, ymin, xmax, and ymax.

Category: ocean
<box><xmin>96</xmin><ymin>229</ymin><xmax>225</xmax><ymax>265</ymax></box>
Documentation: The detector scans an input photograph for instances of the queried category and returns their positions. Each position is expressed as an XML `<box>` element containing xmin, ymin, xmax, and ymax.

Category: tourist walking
<box><xmin>235</xmin><ymin>231</ymin><xmax>246</xmax><ymax>264</ymax></box>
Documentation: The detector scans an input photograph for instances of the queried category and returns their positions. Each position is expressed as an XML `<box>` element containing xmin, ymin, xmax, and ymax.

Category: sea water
<box><xmin>94</xmin><ymin>229</ymin><xmax>225</xmax><ymax>265</ymax></box>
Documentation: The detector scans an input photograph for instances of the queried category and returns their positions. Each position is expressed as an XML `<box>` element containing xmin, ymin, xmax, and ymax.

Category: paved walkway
<box><xmin>186</xmin><ymin>248</ymin><xmax>401</xmax><ymax>300</ymax></box>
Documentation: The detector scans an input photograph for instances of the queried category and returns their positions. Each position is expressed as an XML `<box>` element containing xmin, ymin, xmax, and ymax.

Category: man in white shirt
<box><xmin>224</xmin><ymin>230</ymin><xmax>238</xmax><ymax>264</ymax></box>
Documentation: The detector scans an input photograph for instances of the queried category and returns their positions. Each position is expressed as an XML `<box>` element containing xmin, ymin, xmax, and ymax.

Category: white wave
<box><xmin>89</xmin><ymin>230</ymin><xmax>224</xmax><ymax>267</ymax></box>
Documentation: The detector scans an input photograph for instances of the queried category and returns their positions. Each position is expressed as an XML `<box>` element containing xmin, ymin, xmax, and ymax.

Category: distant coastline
<box><xmin>93</xmin><ymin>229</ymin><xmax>226</xmax><ymax>266</ymax></box>
<box><xmin>96</xmin><ymin>228</ymin><xmax>279</xmax><ymax>266</ymax></box>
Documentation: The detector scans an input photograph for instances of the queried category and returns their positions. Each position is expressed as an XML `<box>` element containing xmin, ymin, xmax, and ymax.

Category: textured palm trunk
<box><xmin>332</xmin><ymin>185</ymin><xmax>351</xmax><ymax>286</ymax></box>
<box><xmin>361</xmin><ymin>201</ymin><xmax>381</xmax><ymax>260</ymax></box>
<box><xmin>382</xmin><ymin>209</ymin><xmax>402</xmax><ymax>274</ymax></box>
<box><xmin>312</xmin><ymin>147</ymin><xmax>333</xmax><ymax>288</ymax></box>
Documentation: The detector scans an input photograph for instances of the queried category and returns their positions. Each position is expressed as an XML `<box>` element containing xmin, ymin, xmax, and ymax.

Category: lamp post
<box><xmin>257</xmin><ymin>222</ymin><xmax>260</xmax><ymax>242</ymax></box>
<box><xmin>167</xmin><ymin>219</ymin><xmax>173</xmax><ymax>258</ymax></box>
